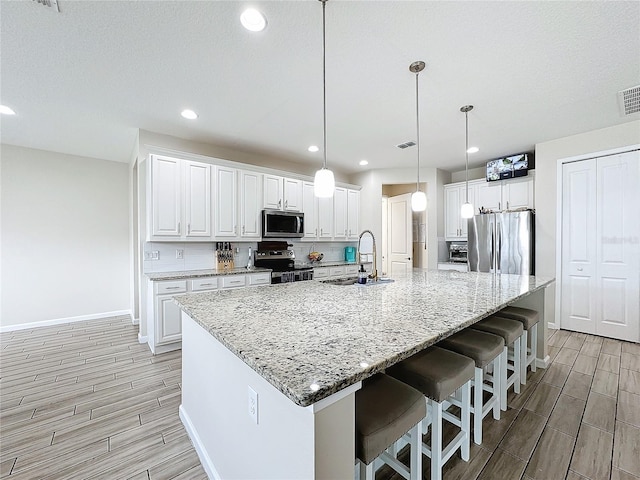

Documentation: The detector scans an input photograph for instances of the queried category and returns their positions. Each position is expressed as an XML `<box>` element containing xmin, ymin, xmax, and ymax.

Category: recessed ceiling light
<box><xmin>0</xmin><ymin>105</ymin><xmax>16</xmax><ymax>115</ymax></box>
<box><xmin>240</xmin><ymin>8</ymin><xmax>267</xmax><ymax>32</ymax></box>
<box><xmin>308</xmin><ymin>145</ymin><xmax>319</xmax><ymax>152</ymax></box>
<box><xmin>181</xmin><ymin>109</ymin><xmax>198</xmax><ymax>120</ymax></box>
<box><xmin>359</xmin><ymin>160</ymin><xmax>369</xmax><ymax>166</ymax></box>
<box><xmin>467</xmin><ymin>147</ymin><xmax>479</xmax><ymax>154</ymax></box>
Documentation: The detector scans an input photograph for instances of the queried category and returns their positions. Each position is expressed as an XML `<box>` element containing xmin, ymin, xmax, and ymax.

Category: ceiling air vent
<box><xmin>618</xmin><ymin>85</ymin><xmax>640</xmax><ymax>116</ymax></box>
<box><xmin>32</xmin><ymin>0</ymin><xmax>60</xmax><ymax>12</ymax></box>
<box><xmin>396</xmin><ymin>141</ymin><xmax>416</xmax><ymax>149</ymax></box>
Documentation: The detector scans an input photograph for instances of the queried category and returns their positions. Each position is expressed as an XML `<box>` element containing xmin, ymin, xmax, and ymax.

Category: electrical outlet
<box><xmin>176</xmin><ymin>249</ymin><xmax>184</xmax><ymax>259</ymax></box>
<box><xmin>248</xmin><ymin>386</ymin><xmax>258</xmax><ymax>424</ymax></box>
<box><xmin>147</xmin><ymin>251</ymin><xmax>159</xmax><ymax>260</ymax></box>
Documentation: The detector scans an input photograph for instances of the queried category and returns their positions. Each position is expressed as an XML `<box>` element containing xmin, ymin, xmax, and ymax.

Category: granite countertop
<box><xmin>174</xmin><ymin>269</ymin><xmax>554</xmax><ymax>407</ymax></box>
<box><xmin>146</xmin><ymin>267</ymin><xmax>271</xmax><ymax>281</ymax></box>
<box><xmin>298</xmin><ymin>260</ymin><xmax>371</xmax><ymax>268</ymax></box>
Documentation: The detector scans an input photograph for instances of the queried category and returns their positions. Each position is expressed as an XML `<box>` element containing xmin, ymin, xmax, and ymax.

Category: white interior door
<box><xmin>381</xmin><ymin>197</ymin><xmax>388</xmax><ymax>275</ymax></box>
<box><xmin>388</xmin><ymin>194</ymin><xmax>413</xmax><ymax>277</ymax></box>
<box><xmin>561</xmin><ymin>150</ymin><xmax>640</xmax><ymax>341</ymax></box>
<box><xmin>561</xmin><ymin>159</ymin><xmax>597</xmax><ymax>333</ymax></box>
<box><xmin>596</xmin><ymin>152</ymin><xmax>639</xmax><ymax>341</ymax></box>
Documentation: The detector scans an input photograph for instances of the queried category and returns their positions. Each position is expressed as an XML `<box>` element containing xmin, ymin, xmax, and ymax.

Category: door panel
<box><xmin>388</xmin><ymin>194</ymin><xmax>412</xmax><ymax>276</ymax></box>
<box><xmin>184</xmin><ymin>161</ymin><xmax>211</xmax><ymax>238</ymax></box>
<box><xmin>561</xmin><ymin>159</ymin><xmax>597</xmax><ymax>334</ymax></box>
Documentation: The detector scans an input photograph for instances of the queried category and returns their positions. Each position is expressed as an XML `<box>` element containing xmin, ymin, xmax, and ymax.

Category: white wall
<box><xmin>535</xmin><ymin>120</ymin><xmax>640</xmax><ymax>327</ymax></box>
<box><xmin>1</xmin><ymin>145</ymin><xmax>130</xmax><ymax>329</ymax></box>
<box><xmin>349</xmin><ymin>167</ymin><xmax>448</xmax><ymax>270</ymax></box>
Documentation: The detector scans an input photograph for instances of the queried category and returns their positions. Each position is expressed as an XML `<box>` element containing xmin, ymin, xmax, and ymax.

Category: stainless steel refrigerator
<box><xmin>467</xmin><ymin>211</ymin><xmax>535</xmax><ymax>275</ymax></box>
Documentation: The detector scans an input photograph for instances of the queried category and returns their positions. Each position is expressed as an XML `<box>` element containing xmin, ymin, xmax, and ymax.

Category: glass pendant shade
<box><xmin>461</xmin><ymin>201</ymin><xmax>474</xmax><ymax>218</ymax></box>
<box><xmin>411</xmin><ymin>190</ymin><xmax>427</xmax><ymax>212</ymax></box>
<box><xmin>314</xmin><ymin>168</ymin><xmax>335</xmax><ymax>198</ymax></box>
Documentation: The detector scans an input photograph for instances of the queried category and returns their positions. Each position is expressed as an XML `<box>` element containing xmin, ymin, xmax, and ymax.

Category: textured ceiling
<box><xmin>1</xmin><ymin>1</ymin><xmax>639</xmax><ymax>174</ymax></box>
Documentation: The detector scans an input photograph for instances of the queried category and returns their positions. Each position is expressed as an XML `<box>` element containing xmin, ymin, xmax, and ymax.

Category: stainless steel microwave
<box><xmin>262</xmin><ymin>210</ymin><xmax>304</xmax><ymax>238</ymax></box>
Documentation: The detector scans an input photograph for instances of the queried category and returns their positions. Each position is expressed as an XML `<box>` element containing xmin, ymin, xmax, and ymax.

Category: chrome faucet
<box><xmin>357</xmin><ymin>230</ymin><xmax>378</xmax><ymax>281</ymax></box>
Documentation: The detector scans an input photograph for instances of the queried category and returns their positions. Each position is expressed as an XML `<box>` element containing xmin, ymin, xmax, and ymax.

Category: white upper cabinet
<box><xmin>149</xmin><ymin>155</ymin><xmax>212</xmax><ymax>241</ymax></box>
<box><xmin>263</xmin><ymin>174</ymin><xmax>302</xmax><ymax>211</ymax></box>
<box><xmin>239</xmin><ymin>170</ymin><xmax>263</xmax><ymax>238</ymax></box>
<box><xmin>333</xmin><ymin>187</ymin><xmax>348</xmax><ymax>240</ymax></box>
<box><xmin>347</xmin><ymin>189</ymin><xmax>360</xmax><ymax>239</ymax></box>
<box><xmin>214</xmin><ymin>166</ymin><xmax>238</xmax><ymax>238</ymax></box>
<box><xmin>444</xmin><ymin>182</ymin><xmax>477</xmax><ymax>241</ymax></box>
<box><xmin>302</xmin><ymin>181</ymin><xmax>318</xmax><ymax>239</ymax></box>
<box><xmin>183</xmin><ymin>161</ymin><xmax>212</xmax><ymax>238</ymax></box>
<box><xmin>475</xmin><ymin>181</ymin><xmax>501</xmax><ymax>212</ymax></box>
<box><xmin>318</xmin><ymin>196</ymin><xmax>334</xmax><ymax>239</ymax></box>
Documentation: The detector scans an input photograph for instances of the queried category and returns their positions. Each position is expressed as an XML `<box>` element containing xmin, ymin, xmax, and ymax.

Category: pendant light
<box><xmin>314</xmin><ymin>0</ymin><xmax>335</xmax><ymax>198</ymax></box>
<box><xmin>410</xmin><ymin>61</ymin><xmax>427</xmax><ymax>212</ymax></box>
<box><xmin>460</xmin><ymin>105</ymin><xmax>474</xmax><ymax>219</ymax></box>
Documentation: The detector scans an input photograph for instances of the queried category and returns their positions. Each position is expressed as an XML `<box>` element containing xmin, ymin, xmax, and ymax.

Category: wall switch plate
<box><xmin>147</xmin><ymin>251</ymin><xmax>159</xmax><ymax>260</ymax></box>
<box><xmin>248</xmin><ymin>386</ymin><xmax>258</xmax><ymax>424</ymax></box>
<box><xmin>176</xmin><ymin>249</ymin><xmax>184</xmax><ymax>259</ymax></box>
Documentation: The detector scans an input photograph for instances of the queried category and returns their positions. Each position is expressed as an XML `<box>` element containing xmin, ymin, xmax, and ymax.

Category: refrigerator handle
<box><xmin>496</xmin><ymin>221</ymin><xmax>501</xmax><ymax>273</ymax></box>
<box><xmin>490</xmin><ymin>221</ymin><xmax>495</xmax><ymax>273</ymax></box>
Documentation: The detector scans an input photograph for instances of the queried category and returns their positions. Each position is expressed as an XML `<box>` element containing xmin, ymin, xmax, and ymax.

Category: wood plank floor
<box><xmin>1</xmin><ymin>317</ymin><xmax>639</xmax><ymax>479</ymax></box>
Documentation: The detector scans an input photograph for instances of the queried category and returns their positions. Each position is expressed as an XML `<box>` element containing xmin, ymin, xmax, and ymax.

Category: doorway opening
<box><xmin>381</xmin><ymin>183</ymin><xmax>427</xmax><ymax>276</ymax></box>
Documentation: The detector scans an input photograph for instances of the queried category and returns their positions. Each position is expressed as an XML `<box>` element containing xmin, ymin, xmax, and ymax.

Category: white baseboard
<box><xmin>179</xmin><ymin>404</ymin><xmax>221</xmax><ymax>480</ymax></box>
<box><xmin>548</xmin><ymin>323</ymin><xmax>559</xmax><ymax>330</ymax></box>
<box><xmin>536</xmin><ymin>355</ymin><xmax>551</xmax><ymax>369</ymax></box>
<box><xmin>0</xmin><ymin>310</ymin><xmax>132</xmax><ymax>333</ymax></box>
<box><xmin>138</xmin><ymin>332</ymin><xmax>148</xmax><ymax>344</ymax></box>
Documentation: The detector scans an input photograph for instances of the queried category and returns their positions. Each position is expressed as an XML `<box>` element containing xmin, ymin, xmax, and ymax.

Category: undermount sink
<box><xmin>320</xmin><ymin>277</ymin><xmax>394</xmax><ymax>286</ymax></box>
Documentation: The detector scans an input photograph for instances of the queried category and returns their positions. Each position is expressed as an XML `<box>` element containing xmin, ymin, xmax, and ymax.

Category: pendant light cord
<box><xmin>465</xmin><ymin>110</ymin><xmax>469</xmax><ymax>203</ymax></box>
<box><xmin>322</xmin><ymin>0</ymin><xmax>327</xmax><ymax>171</ymax></box>
<box><xmin>415</xmin><ymin>71</ymin><xmax>421</xmax><ymax>192</ymax></box>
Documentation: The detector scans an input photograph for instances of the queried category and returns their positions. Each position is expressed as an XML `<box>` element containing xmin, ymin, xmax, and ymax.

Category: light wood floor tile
<box><xmin>170</xmin><ymin>465</ymin><xmax>209</xmax><ymax>480</ymax></box>
<box><xmin>621</xmin><ymin>352</ymin><xmax>640</xmax><ymax>373</ymax></box>
<box><xmin>524</xmin><ymin>382</ymin><xmax>561</xmax><ymax>417</ymax></box>
<box><xmin>621</xmin><ymin>342</ymin><xmax>640</xmax><ymax>356</ymax></box>
<box><xmin>573</xmin><ymin>354</ymin><xmax>599</xmax><ymax>376</ymax></box>
<box><xmin>540</xmin><ymin>362</ymin><xmax>571</xmax><ymax>387</ymax></box>
<box><xmin>555</xmin><ymin>347</ymin><xmax>580</xmax><ymax>366</ymax></box>
<box><xmin>524</xmin><ymin>427</ymin><xmax>575</xmax><ymax>480</ymax></box>
<box><xmin>547</xmin><ymin>394</ymin><xmax>586</xmax><ymax>437</ymax></box>
<box><xmin>583</xmin><ymin>391</ymin><xmax>617</xmax><ymax>433</ymax></box>
<box><xmin>584</xmin><ymin>334</ymin><xmax>605</xmax><ymax>345</ymax></box>
<box><xmin>439</xmin><ymin>445</ymin><xmax>492</xmax><ymax>480</ymax></box>
<box><xmin>0</xmin><ymin>459</ymin><xmax>15</xmax><ymax>477</ymax></box>
<box><xmin>620</xmin><ymin>368</ymin><xmax>640</xmax><ymax>395</ymax></box>
<box><xmin>148</xmin><ymin>449</ymin><xmax>201</xmax><ymax>480</ymax></box>
<box><xmin>570</xmin><ymin>423</ymin><xmax>613</xmax><ymax>480</ymax></box>
<box><xmin>591</xmin><ymin>368</ymin><xmax>619</xmax><ymax>397</ymax></box>
<box><xmin>477</xmin><ymin>448</ymin><xmax>526</xmax><ymax>480</ymax></box>
<box><xmin>548</xmin><ymin>330</ymin><xmax>571</xmax><ymax>348</ymax></box>
<box><xmin>498</xmin><ymin>408</ymin><xmax>546</xmax><ymax>460</ymax></box>
<box><xmin>598</xmin><ymin>352</ymin><xmax>621</xmax><ymax>374</ymax></box>
<box><xmin>548</xmin><ymin>345</ymin><xmax>561</xmax><ymax>362</ymax></box>
<box><xmin>580</xmin><ymin>341</ymin><xmax>602</xmax><ymax>358</ymax></box>
<box><xmin>611</xmin><ymin>467</ymin><xmax>640</xmax><ymax>480</ymax></box>
<box><xmin>566</xmin><ymin>470</ymin><xmax>590</xmax><ymax>479</ymax></box>
<box><xmin>613</xmin><ymin>421</ymin><xmax>640</xmax><ymax>477</ymax></box>
<box><xmin>617</xmin><ymin>390</ymin><xmax>640</xmax><ymax>428</ymax></box>
<box><xmin>564</xmin><ymin>336</ymin><xmax>586</xmax><ymax>350</ymax></box>
<box><xmin>602</xmin><ymin>339</ymin><xmax>623</xmax><ymax>356</ymax></box>
<box><xmin>562</xmin><ymin>371</ymin><xmax>594</xmax><ymax>401</ymax></box>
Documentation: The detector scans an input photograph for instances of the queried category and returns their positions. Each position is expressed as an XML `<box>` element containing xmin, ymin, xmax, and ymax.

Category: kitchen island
<box><xmin>174</xmin><ymin>269</ymin><xmax>554</xmax><ymax>479</ymax></box>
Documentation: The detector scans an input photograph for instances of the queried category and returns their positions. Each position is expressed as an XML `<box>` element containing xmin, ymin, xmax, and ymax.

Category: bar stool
<box><xmin>387</xmin><ymin>346</ymin><xmax>475</xmax><ymax>480</ymax></box>
<box><xmin>438</xmin><ymin>329</ymin><xmax>504</xmax><ymax>445</ymax></box>
<box><xmin>355</xmin><ymin>374</ymin><xmax>425</xmax><ymax>480</ymax></box>
<box><xmin>498</xmin><ymin>306</ymin><xmax>540</xmax><ymax>385</ymax></box>
<box><xmin>472</xmin><ymin>316</ymin><xmax>524</xmax><ymax>411</ymax></box>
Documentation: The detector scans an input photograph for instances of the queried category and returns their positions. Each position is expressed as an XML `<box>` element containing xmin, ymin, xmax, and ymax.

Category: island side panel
<box><xmin>180</xmin><ymin>312</ymin><xmax>356</xmax><ymax>479</ymax></box>
<box><xmin>512</xmin><ymin>283</ymin><xmax>552</xmax><ymax>368</ymax></box>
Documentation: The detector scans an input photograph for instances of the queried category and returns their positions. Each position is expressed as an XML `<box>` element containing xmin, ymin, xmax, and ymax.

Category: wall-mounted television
<box><xmin>486</xmin><ymin>153</ymin><xmax>529</xmax><ymax>182</ymax></box>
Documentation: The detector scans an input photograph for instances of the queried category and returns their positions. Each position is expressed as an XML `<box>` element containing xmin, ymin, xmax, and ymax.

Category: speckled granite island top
<box><xmin>146</xmin><ymin>267</ymin><xmax>271</xmax><ymax>281</ymax></box>
<box><xmin>174</xmin><ymin>270</ymin><xmax>554</xmax><ymax>407</ymax></box>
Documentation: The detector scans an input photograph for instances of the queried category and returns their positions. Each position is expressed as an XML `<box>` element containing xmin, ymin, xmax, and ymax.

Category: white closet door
<box><xmin>596</xmin><ymin>152</ymin><xmax>639</xmax><ymax>341</ymax></box>
<box><xmin>561</xmin><ymin>159</ymin><xmax>597</xmax><ymax>334</ymax></box>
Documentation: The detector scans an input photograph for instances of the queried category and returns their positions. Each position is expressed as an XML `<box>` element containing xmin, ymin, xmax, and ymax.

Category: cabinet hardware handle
<box><xmin>178</xmin><ymin>222</ymin><xmax>181</xmax><ymax>234</ymax></box>
<box><xmin>577</xmin><ymin>267</ymin><xmax>583</xmax><ymax>271</ymax></box>
<box><xmin>285</xmin><ymin>200</ymin><xmax>288</xmax><ymax>209</ymax></box>
<box><xmin>344</xmin><ymin>229</ymin><xmax>347</xmax><ymax>236</ymax></box>
<box><xmin>200</xmin><ymin>283</ymin><xmax>214</xmax><ymax>286</ymax></box>
<box><xmin>320</xmin><ymin>228</ymin><xmax>323</xmax><ymax>236</ymax></box>
<box><xmin>407</xmin><ymin>257</ymin><xmax>411</xmax><ymax>260</ymax></box>
<box><xmin>242</xmin><ymin>225</ymin><xmax>245</xmax><ymax>235</ymax></box>
<box><xmin>187</xmin><ymin>223</ymin><xmax>191</xmax><ymax>235</ymax></box>
<box><xmin>315</xmin><ymin>228</ymin><xmax>318</xmax><ymax>236</ymax></box>
<box><xmin>498</xmin><ymin>202</ymin><xmax>501</xmax><ymax>210</ymax></box>
<box><xmin>278</xmin><ymin>199</ymin><xmax>281</xmax><ymax>208</ymax></box>
<box><xmin>165</xmin><ymin>286</ymin><xmax>181</xmax><ymax>290</ymax></box>
<box><xmin>507</xmin><ymin>201</ymin><xmax>509</xmax><ymax>209</ymax></box>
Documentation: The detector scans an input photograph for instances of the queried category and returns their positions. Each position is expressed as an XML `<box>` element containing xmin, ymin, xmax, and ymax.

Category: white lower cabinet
<box><xmin>147</xmin><ymin>273</ymin><xmax>269</xmax><ymax>354</ymax></box>
<box><xmin>313</xmin><ymin>264</ymin><xmax>359</xmax><ymax>280</ymax></box>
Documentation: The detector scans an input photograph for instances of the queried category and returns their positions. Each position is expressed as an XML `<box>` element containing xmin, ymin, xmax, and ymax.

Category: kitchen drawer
<box><xmin>156</xmin><ymin>280</ymin><xmax>187</xmax><ymax>295</ymax></box>
<box><xmin>191</xmin><ymin>277</ymin><xmax>218</xmax><ymax>291</ymax></box>
<box><xmin>344</xmin><ymin>265</ymin><xmax>359</xmax><ymax>275</ymax></box>
<box><xmin>220</xmin><ymin>275</ymin><xmax>247</xmax><ymax>289</ymax></box>
<box><xmin>248</xmin><ymin>272</ymin><xmax>271</xmax><ymax>286</ymax></box>
<box><xmin>313</xmin><ymin>268</ymin><xmax>330</xmax><ymax>279</ymax></box>
<box><xmin>329</xmin><ymin>266</ymin><xmax>345</xmax><ymax>276</ymax></box>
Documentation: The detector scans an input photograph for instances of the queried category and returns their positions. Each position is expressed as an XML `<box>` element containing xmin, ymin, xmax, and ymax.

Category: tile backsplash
<box><xmin>143</xmin><ymin>240</ymin><xmax>358</xmax><ymax>273</ymax></box>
